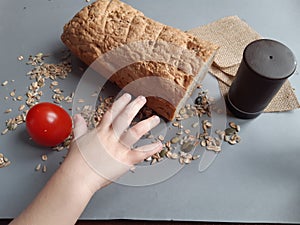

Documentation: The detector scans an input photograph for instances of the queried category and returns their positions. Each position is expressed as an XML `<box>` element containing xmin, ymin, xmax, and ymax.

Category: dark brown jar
<box><xmin>226</xmin><ymin>39</ymin><xmax>297</xmax><ymax>119</ymax></box>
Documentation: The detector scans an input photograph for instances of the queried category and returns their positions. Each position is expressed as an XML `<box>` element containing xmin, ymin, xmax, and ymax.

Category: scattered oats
<box><xmin>224</xmin><ymin>135</ymin><xmax>230</xmax><ymax>142</ymax></box>
<box><xmin>159</xmin><ymin>149</ymin><xmax>168</xmax><ymax>158</ymax></box>
<box><xmin>42</xmin><ymin>165</ymin><xmax>47</xmax><ymax>173</ymax></box>
<box><xmin>228</xmin><ymin>139</ymin><xmax>237</xmax><ymax>145</ymax></box>
<box><xmin>64</xmin><ymin>95</ymin><xmax>73</xmax><ymax>103</ymax></box>
<box><xmin>147</xmin><ymin>134</ymin><xmax>154</xmax><ymax>139</ymax></box>
<box><xmin>194</xmin><ymin>140</ymin><xmax>200</xmax><ymax>147</ymax></box>
<box><xmin>19</xmin><ymin>105</ymin><xmax>26</xmax><ymax>111</ymax></box>
<box><xmin>184</xmin><ymin>129</ymin><xmax>191</xmax><ymax>134</ymax></box>
<box><xmin>179</xmin><ymin>157</ymin><xmax>184</xmax><ymax>164</ymax></box>
<box><xmin>205</xmin><ymin>121</ymin><xmax>212</xmax><ymax>128</ymax></box>
<box><xmin>151</xmin><ymin>153</ymin><xmax>160</xmax><ymax>160</ymax></box>
<box><xmin>35</xmin><ymin>163</ymin><xmax>41</xmax><ymax>171</ymax></box>
<box><xmin>176</xmin><ymin>131</ymin><xmax>183</xmax><ymax>135</ymax></box>
<box><xmin>1</xmin><ymin>80</ymin><xmax>8</xmax><ymax>86</ymax></box>
<box><xmin>214</xmin><ymin>138</ymin><xmax>221</xmax><ymax>146</ymax></box>
<box><xmin>229</xmin><ymin>122</ymin><xmax>238</xmax><ymax>130</ymax></box>
<box><xmin>197</xmin><ymin>84</ymin><xmax>202</xmax><ymax>89</ymax></box>
<box><xmin>8</xmin><ymin>121</ymin><xmax>18</xmax><ymax>130</ymax></box>
<box><xmin>91</xmin><ymin>92</ymin><xmax>98</xmax><ymax>97</ymax></box>
<box><xmin>166</xmin><ymin>151</ymin><xmax>172</xmax><ymax>159</ymax></box>
<box><xmin>181</xmin><ymin>141</ymin><xmax>194</xmax><ymax>153</ymax></box>
<box><xmin>41</xmin><ymin>154</ymin><xmax>48</xmax><ymax>161</ymax></box>
<box><xmin>18</xmin><ymin>55</ymin><xmax>24</xmax><ymax>61</ymax></box>
<box><xmin>150</xmin><ymin>158</ymin><xmax>157</xmax><ymax>165</ymax></box>
<box><xmin>170</xmin><ymin>152</ymin><xmax>179</xmax><ymax>159</ymax></box>
<box><xmin>53</xmin><ymin>88</ymin><xmax>62</xmax><ymax>94</ymax></box>
<box><xmin>170</xmin><ymin>136</ymin><xmax>180</xmax><ymax>144</ymax></box>
<box><xmin>4</xmin><ymin>108</ymin><xmax>12</xmax><ymax>114</ymax></box>
<box><xmin>77</xmin><ymin>99</ymin><xmax>85</xmax><ymax>103</ymax></box>
<box><xmin>36</xmin><ymin>52</ymin><xmax>43</xmax><ymax>58</ymax></box>
<box><xmin>235</xmin><ymin>135</ymin><xmax>241</xmax><ymax>143</ymax></box>
<box><xmin>51</xmin><ymin>81</ymin><xmax>58</xmax><ymax>86</ymax></box>
<box><xmin>63</xmin><ymin>138</ymin><xmax>72</xmax><ymax>148</ymax></box>
<box><xmin>172</xmin><ymin>122</ymin><xmax>179</xmax><ymax>127</ymax></box>
<box><xmin>1</xmin><ymin>51</ymin><xmax>73</xmax><ymax>171</ymax></box>
<box><xmin>219</xmin><ymin>122</ymin><xmax>242</xmax><ymax>146</ymax></box>
<box><xmin>179</xmin><ymin>108</ymin><xmax>186</xmax><ymax>115</ymax></box>
<box><xmin>10</xmin><ymin>90</ymin><xmax>16</xmax><ymax>97</ymax></box>
<box><xmin>186</xmin><ymin>109</ymin><xmax>194</xmax><ymax>116</ymax></box>
<box><xmin>158</xmin><ymin>135</ymin><xmax>164</xmax><ymax>141</ymax></box>
<box><xmin>225</xmin><ymin>127</ymin><xmax>236</xmax><ymax>136</ymax></box>
<box><xmin>229</xmin><ymin>122</ymin><xmax>241</xmax><ymax>132</ymax></box>
<box><xmin>235</xmin><ymin>125</ymin><xmax>241</xmax><ymax>132</ymax></box>
<box><xmin>192</xmin><ymin>154</ymin><xmax>201</xmax><ymax>160</ymax></box>
<box><xmin>165</xmin><ymin>141</ymin><xmax>171</xmax><ymax>149</ymax></box>
<box><xmin>1</xmin><ymin>129</ymin><xmax>8</xmax><ymax>135</ymax></box>
<box><xmin>216</xmin><ymin>130</ymin><xmax>225</xmax><ymax>140</ymax></box>
<box><xmin>183</xmin><ymin>157</ymin><xmax>191</xmax><ymax>164</ymax></box>
<box><xmin>0</xmin><ymin>153</ymin><xmax>11</xmax><ymax>168</ymax></box>
<box><xmin>192</xmin><ymin>122</ymin><xmax>199</xmax><ymax>128</ymax></box>
<box><xmin>145</xmin><ymin>156</ymin><xmax>152</xmax><ymax>162</ymax></box>
<box><xmin>182</xmin><ymin>114</ymin><xmax>189</xmax><ymax>119</ymax></box>
<box><xmin>176</xmin><ymin>117</ymin><xmax>184</xmax><ymax>121</ymax></box>
<box><xmin>52</xmin><ymin>146</ymin><xmax>65</xmax><ymax>151</ymax></box>
<box><xmin>206</xmin><ymin>145</ymin><xmax>221</xmax><ymax>152</ymax></box>
<box><xmin>200</xmin><ymin>140</ymin><xmax>206</xmax><ymax>147</ymax></box>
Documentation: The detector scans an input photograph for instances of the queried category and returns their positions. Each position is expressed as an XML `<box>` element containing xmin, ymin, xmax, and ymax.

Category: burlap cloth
<box><xmin>189</xmin><ymin>16</ymin><xmax>300</xmax><ymax>112</ymax></box>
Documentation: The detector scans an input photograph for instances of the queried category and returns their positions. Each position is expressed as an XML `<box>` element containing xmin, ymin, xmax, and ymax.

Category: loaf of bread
<box><xmin>61</xmin><ymin>0</ymin><xmax>218</xmax><ymax>120</ymax></box>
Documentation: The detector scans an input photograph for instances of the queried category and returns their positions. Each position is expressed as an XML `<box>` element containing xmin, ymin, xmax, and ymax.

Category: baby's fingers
<box><xmin>112</xmin><ymin>96</ymin><xmax>146</xmax><ymax>138</ymax></box>
<box><xmin>120</xmin><ymin>115</ymin><xmax>160</xmax><ymax>148</ymax></box>
<box><xmin>100</xmin><ymin>93</ymin><xmax>132</xmax><ymax>129</ymax></box>
<box><xmin>129</xmin><ymin>142</ymin><xmax>162</xmax><ymax>165</ymax></box>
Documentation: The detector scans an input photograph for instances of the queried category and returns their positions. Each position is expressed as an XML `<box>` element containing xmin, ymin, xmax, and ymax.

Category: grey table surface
<box><xmin>1</xmin><ymin>0</ymin><xmax>300</xmax><ymax>223</ymax></box>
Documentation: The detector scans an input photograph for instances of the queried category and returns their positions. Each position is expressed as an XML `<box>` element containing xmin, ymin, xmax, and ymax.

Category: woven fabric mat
<box><xmin>189</xmin><ymin>15</ymin><xmax>300</xmax><ymax>112</ymax></box>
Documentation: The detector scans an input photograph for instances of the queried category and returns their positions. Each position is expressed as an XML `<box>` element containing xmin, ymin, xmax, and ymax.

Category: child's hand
<box><xmin>68</xmin><ymin>93</ymin><xmax>162</xmax><ymax>192</ymax></box>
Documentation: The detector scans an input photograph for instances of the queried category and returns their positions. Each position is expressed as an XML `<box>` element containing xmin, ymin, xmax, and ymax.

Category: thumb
<box><xmin>72</xmin><ymin>114</ymin><xmax>88</xmax><ymax>140</ymax></box>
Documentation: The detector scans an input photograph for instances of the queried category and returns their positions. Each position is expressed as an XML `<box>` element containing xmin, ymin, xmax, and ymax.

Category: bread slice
<box><xmin>61</xmin><ymin>0</ymin><xmax>218</xmax><ymax>120</ymax></box>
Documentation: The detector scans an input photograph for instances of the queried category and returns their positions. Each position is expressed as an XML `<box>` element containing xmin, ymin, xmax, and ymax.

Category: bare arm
<box><xmin>10</xmin><ymin>94</ymin><xmax>162</xmax><ymax>225</ymax></box>
<box><xmin>10</xmin><ymin>146</ymin><xmax>99</xmax><ymax>225</ymax></box>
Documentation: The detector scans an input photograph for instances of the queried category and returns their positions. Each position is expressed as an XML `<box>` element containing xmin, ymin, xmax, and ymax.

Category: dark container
<box><xmin>226</xmin><ymin>39</ymin><xmax>297</xmax><ymax>119</ymax></box>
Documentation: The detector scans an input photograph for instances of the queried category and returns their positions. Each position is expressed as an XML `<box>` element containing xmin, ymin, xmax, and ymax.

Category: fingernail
<box><xmin>151</xmin><ymin>115</ymin><xmax>160</xmax><ymax>125</ymax></box>
<box><xmin>154</xmin><ymin>141</ymin><xmax>162</xmax><ymax>148</ymax></box>
<box><xmin>123</xmin><ymin>93</ymin><xmax>131</xmax><ymax>100</ymax></box>
<box><xmin>138</xmin><ymin>96</ymin><xmax>146</xmax><ymax>103</ymax></box>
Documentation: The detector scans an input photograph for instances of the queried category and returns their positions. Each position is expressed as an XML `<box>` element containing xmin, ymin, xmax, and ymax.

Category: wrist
<box><xmin>61</xmin><ymin>143</ymin><xmax>110</xmax><ymax>195</ymax></box>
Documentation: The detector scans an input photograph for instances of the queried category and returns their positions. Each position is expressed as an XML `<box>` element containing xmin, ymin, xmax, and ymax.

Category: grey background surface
<box><xmin>1</xmin><ymin>0</ymin><xmax>300</xmax><ymax>223</ymax></box>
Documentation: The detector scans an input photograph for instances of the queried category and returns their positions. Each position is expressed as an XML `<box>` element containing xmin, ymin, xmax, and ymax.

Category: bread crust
<box><xmin>61</xmin><ymin>0</ymin><xmax>218</xmax><ymax>120</ymax></box>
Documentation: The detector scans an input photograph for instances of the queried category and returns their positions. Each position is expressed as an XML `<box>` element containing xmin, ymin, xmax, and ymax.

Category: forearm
<box><xmin>9</xmin><ymin>96</ymin><xmax>161</xmax><ymax>225</ymax></box>
<box><xmin>10</xmin><ymin>147</ymin><xmax>102</xmax><ymax>225</ymax></box>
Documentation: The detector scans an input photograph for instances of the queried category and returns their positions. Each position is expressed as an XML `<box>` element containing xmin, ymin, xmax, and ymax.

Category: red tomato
<box><xmin>26</xmin><ymin>102</ymin><xmax>72</xmax><ymax>147</ymax></box>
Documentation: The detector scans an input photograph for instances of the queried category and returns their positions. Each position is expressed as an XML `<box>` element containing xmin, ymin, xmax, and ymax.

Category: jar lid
<box><xmin>244</xmin><ymin>39</ymin><xmax>296</xmax><ymax>80</ymax></box>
